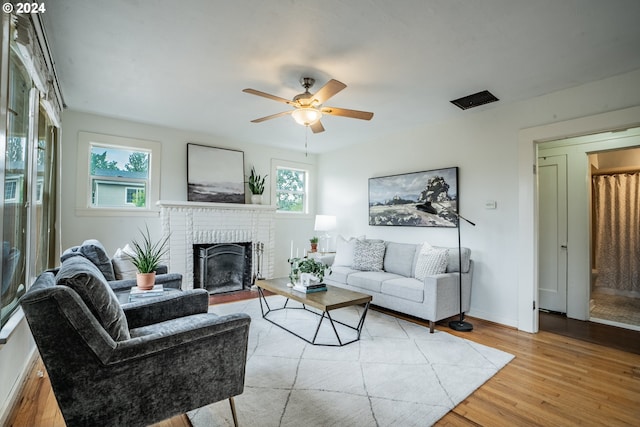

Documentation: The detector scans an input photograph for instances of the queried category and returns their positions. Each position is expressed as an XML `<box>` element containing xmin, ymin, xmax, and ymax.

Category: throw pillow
<box><xmin>112</xmin><ymin>244</ymin><xmax>138</xmax><ymax>280</ymax></box>
<box><xmin>384</xmin><ymin>242</ymin><xmax>420</xmax><ymax>277</ymax></box>
<box><xmin>56</xmin><ymin>256</ymin><xmax>130</xmax><ymax>341</ymax></box>
<box><xmin>333</xmin><ymin>235</ymin><xmax>365</xmax><ymax>267</ymax></box>
<box><xmin>414</xmin><ymin>247</ymin><xmax>449</xmax><ymax>281</ymax></box>
<box><xmin>61</xmin><ymin>239</ymin><xmax>116</xmax><ymax>281</ymax></box>
<box><xmin>352</xmin><ymin>240</ymin><xmax>386</xmax><ymax>271</ymax></box>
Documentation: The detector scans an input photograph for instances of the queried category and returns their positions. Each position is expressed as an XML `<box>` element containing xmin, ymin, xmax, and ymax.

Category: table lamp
<box><xmin>314</xmin><ymin>215</ymin><xmax>336</xmax><ymax>252</ymax></box>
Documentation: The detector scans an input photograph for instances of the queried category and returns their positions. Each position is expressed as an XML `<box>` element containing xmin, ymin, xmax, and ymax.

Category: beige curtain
<box><xmin>593</xmin><ymin>173</ymin><xmax>640</xmax><ymax>293</ymax></box>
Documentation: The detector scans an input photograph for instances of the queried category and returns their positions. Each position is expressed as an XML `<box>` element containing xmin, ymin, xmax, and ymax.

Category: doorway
<box><xmin>537</xmin><ymin>129</ymin><xmax>640</xmax><ymax>332</ymax></box>
<box><xmin>588</xmin><ymin>148</ymin><xmax>640</xmax><ymax>331</ymax></box>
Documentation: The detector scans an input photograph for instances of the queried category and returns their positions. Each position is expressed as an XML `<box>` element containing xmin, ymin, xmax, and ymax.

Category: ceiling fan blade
<box><xmin>312</xmin><ymin>79</ymin><xmax>346</xmax><ymax>104</ymax></box>
<box><xmin>310</xmin><ymin>120</ymin><xmax>325</xmax><ymax>134</ymax></box>
<box><xmin>250</xmin><ymin>111</ymin><xmax>292</xmax><ymax>123</ymax></box>
<box><xmin>321</xmin><ymin>106</ymin><xmax>374</xmax><ymax>120</ymax></box>
<box><xmin>243</xmin><ymin>88</ymin><xmax>295</xmax><ymax>105</ymax></box>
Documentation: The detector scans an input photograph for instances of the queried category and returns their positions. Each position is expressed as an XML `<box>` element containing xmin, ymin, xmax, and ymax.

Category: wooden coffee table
<box><xmin>256</xmin><ymin>277</ymin><xmax>372</xmax><ymax>346</ymax></box>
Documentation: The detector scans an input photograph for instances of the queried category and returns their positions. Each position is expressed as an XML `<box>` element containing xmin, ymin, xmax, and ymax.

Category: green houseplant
<box><xmin>309</xmin><ymin>236</ymin><xmax>319</xmax><ymax>253</ymax></box>
<box><xmin>248</xmin><ymin>166</ymin><xmax>267</xmax><ymax>204</ymax></box>
<box><xmin>289</xmin><ymin>257</ymin><xmax>331</xmax><ymax>285</ymax></box>
<box><xmin>130</xmin><ymin>225</ymin><xmax>170</xmax><ymax>290</ymax></box>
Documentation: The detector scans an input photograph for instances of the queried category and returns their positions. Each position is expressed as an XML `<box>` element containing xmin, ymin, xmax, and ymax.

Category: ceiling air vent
<box><xmin>450</xmin><ymin>90</ymin><xmax>499</xmax><ymax>110</ymax></box>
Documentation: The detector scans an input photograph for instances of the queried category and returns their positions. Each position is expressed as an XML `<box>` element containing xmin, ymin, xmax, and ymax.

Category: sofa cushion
<box><xmin>328</xmin><ymin>265</ymin><xmax>359</xmax><ymax>283</ymax></box>
<box><xmin>384</xmin><ymin>242</ymin><xmax>419</xmax><ymax>277</ymax></box>
<box><xmin>112</xmin><ymin>244</ymin><xmax>137</xmax><ymax>280</ymax></box>
<box><xmin>381</xmin><ymin>277</ymin><xmax>424</xmax><ymax>303</ymax></box>
<box><xmin>353</xmin><ymin>240</ymin><xmax>386</xmax><ymax>271</ymax></box>
<box><xmin>414</xmin><ymin>247</ymin><xmax>449</xmax><ymax>280</ymax></box>
<box><xmin>56</xmin><ymin>256</ymin><xmax>130</xmax><ymax>341</ymax></box>
<box><xmin>333</xmin><ymin>235</ymin><xmax>365</xmax><ymax>267</ymax></box>
<box><xmin>61</xmin><ymin>239</ymin><xmax>116</xmax><ymax>281</ymax></box>
<box><xmin>347</xmin><ymin>271</ymin><xmax>403</xmax><ymax>293</ymax></box>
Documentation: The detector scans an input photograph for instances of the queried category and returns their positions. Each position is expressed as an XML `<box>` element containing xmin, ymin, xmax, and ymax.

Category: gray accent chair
<box><xmin>61</xmin><ymin>239</ymin><xmax>182</xmax><ymax>291</ymax></box>
<box><xmin>20</xmin><ymin>256</ymin><xmax>251</xmax><ymax>427</ymax></box>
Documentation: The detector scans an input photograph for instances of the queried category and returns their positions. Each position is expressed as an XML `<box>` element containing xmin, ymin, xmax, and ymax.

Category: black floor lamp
<box><xmin>448</xmin><ymin>210</ymin><xmax>476</xmax><ymax>332</ymax></box>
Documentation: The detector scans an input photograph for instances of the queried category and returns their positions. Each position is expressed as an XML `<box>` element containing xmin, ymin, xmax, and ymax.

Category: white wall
<box><xmin>317</xmin><ymin>68</ymin><xmax>640</xmax><ymax>329</ymax></box>
<box><xmin>0</xmin><ymin>318</ymin><xmax>36</xmax><ymax>425</ymax></box>
<box><xmin>60</xmin><ymin>111</ymin><xmax>318</xmax><ymax>276</ymax></box>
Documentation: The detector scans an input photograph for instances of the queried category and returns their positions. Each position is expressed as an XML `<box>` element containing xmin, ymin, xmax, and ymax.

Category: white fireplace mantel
<box><xmin>158</xmin><ymin>200</ymin><xmax>276</xmax><ymax>290</ymax></box>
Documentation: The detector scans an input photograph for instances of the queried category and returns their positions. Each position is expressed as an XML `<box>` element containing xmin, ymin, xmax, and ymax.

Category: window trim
<box><xmin>76</xmin><ymin>132</ymin><xmax>161</xmax><ymax>217</ymax></box>
<box><xmin>270</xmin><ymin>158</ymin><xmax>315</xmax><ymax>218</ymax></box>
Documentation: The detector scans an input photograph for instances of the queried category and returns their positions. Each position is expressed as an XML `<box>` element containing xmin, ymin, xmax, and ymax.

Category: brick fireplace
<box><xmin>158</xmin><ymin>200</ymin><xmax>275</xmax><ymax>290</ymax></box>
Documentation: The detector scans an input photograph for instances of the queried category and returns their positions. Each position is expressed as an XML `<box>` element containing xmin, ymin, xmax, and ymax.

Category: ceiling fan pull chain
<box><xmin>305</xmin><ymin>126</ymin><xmax>309</xmax><ymax>157</ymax></box>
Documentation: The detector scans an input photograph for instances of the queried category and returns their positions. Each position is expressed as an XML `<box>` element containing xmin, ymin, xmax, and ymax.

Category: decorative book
<box><xmin>130</xmin><ymin>284</ymin><xmax>164</xmax><ymax>297</ymax></box>
<box><xmin>292</xmin><ymin>284</ymin><xmax>327</xmax><ymax>293</ymax></box>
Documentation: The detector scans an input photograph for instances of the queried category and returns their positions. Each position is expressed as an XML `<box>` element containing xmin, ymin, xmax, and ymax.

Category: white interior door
<box><xmin>538</xmin><ymin>155</ymin><xmax>568</xmax><ymax>313</ymax></box>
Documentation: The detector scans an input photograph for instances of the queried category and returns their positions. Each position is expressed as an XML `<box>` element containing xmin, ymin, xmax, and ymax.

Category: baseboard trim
<box><xmin>0</xmin><ymin>348</ymin><xmax>38</xmax><ymax>426</ymax></box>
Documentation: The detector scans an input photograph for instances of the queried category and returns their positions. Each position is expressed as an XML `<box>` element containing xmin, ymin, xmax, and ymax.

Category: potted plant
<box><xmin>289</xmin><ymin>257</ymin><xmax>331</xmax><ymax>285</ymax></box>
<box><xmin>130</xmin><ymin>225</ymin><xmax>170</xmax><ymax>290</ymax></box>
<box><xmin>309</xmin><ymin>236</ymin><xmax>319</xmax><ymax>253</ymax></box>
<box><xmin>247</xmin><ymin>166</ymin><xmax>267</xmax><ymax>204</ymax></box>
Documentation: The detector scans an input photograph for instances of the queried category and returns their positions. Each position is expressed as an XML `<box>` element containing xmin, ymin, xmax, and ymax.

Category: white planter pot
<box><xmin>250</xmin><ymin>194</ymin><xmax>263</xmax><ymax>204</ymax></box>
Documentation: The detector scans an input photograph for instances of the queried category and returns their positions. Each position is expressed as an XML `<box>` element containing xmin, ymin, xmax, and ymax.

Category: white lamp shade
<box><xmin>291</xmin><ymin>108</ymin><xmax>322</xmax><ymax>126</ymax></box>
<box><xmin>314</xmin><ymin>215</ymin><xmax>336</xmax><ymax>231</ymax></box>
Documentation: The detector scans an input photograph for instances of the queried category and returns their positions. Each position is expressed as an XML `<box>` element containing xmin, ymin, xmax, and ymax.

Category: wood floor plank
<box><xmin>6</xmin><ymin>303</ymin><xmax>640</xmax><ymax>427</ymax></box>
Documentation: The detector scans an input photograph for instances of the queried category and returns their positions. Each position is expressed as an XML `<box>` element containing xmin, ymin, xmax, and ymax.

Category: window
<box><xmin>4</xmin><ymin>180</ymin><xmax>17</xmax><ymax>201</ymax></box>
<box><xmin>271</xmin><ymin>159</ymin><xmax>315</xmax><ymax>215</ymax></box>
<box><xmin>2</xmin><ymin>50</ymin><xmax>32</xmax><ymax>330</ymax></box>
<box><xmin>76</xmin><ymin>132</ymin><xmax>161</xmax><ymax>216</ymax></box>
<box><xmin>126</xmin><ymin>187</ymin><xmax>145</xmax><ymax>206</ymax></box>
<box><xmin>1</xmin><ymin>7</ymin><xmax>62</xmax><ymax>341</ymax></box>
<box><xmin>89</xmin><ymin>145</ymin><xmax>149</xmax><ymax>208</ymax></box>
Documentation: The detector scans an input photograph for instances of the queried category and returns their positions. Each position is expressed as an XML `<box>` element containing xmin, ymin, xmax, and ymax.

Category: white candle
<box><xmin>296</xmin><ymin>248</ymin><xmax>299</xmax><ymax>258</ymax></box>
<box><xmin>290</xmin><ymin>241</ymin><xmax>293</xmax><ymax>259</ymax></box>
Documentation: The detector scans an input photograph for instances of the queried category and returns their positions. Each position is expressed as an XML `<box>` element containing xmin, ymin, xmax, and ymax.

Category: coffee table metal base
<box><xmin>257</xmin><ymin>287</ymin><xmax>370</xmax><ymax>347</ymax></box>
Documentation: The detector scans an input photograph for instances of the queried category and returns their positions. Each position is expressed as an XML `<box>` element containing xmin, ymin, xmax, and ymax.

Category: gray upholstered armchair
<box><xmin>20</xmin><ymin>256</ymin><xmax>251</xmax><ymax>427</ymax></box>
<box><xmin>61</xmin><ymin>239</ymin><xmax>183</xmax><ymax>291</ymax></box>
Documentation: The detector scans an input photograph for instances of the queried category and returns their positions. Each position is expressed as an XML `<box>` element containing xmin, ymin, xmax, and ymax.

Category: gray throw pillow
<box><xmin>61</xmin><ymin>239</ymin><xmax>116</xmax><ymax>281</ymax></box>
<box><xmin>353</xmin><ymin>240</ymin><xmax>386</xmax><ymax>271</ymax></box>
<box><xmin>56</xmin><ymin>256</ymin><xmax>130</xmax><ymax>341</ymax></box>
<box><xmin>414</xmin><ymin>247</ymin><xmax>449</xmax><ymax>280</ymax></box>
<box><xmin>384</xmin><ymin>242</ymin><xmax>419</xmax><ymax>276</ymax></box>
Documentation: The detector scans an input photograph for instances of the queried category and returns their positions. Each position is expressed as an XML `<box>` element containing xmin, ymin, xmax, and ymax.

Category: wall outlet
<box><xmin>485</xmin><ymin>200</ymin><xmax>497</xmax><ymax>209</ymax></box>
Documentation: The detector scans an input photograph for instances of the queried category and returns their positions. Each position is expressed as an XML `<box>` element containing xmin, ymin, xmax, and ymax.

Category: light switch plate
<box><xmin>485</xmin><ymin>200</ymin><xmax>497</xmax><ymax>209</ymax></box>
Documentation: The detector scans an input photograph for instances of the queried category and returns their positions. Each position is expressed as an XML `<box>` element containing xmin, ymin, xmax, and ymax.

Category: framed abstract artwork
<box><xmin>187</xmin><ymin>144</ymin><xmax>245</xmax><ymax>203</ymax></box>
<box><xmin>368</xmin><ymin>166</ymin><xmax>458</xmax><ymax>227</ymax></box>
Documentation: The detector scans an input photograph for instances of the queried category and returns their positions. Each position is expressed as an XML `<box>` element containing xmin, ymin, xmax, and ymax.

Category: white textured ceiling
<box><xmin>42</xmin><ymin>0</ymin><xmax>640</xmax><ymax>153</ymax></box>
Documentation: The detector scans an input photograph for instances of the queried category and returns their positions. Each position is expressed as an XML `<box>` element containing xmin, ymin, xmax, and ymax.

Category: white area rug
<box><xmin>188</xmin><ymin>296</ymin><xmax>514</xmax><ymax>427</ymax></box>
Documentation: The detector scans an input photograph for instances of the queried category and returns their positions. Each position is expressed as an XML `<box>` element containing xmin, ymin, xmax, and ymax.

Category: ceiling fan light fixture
<box><xmin>291</xmin><ymin>107</ymin><xmax>322</xmax><ymax>126</ymax></box>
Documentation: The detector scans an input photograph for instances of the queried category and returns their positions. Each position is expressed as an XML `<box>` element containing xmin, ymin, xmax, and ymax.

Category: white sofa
<box><xmin>322</xmin><ymin>239</ymin><xmax>473</xmax><ymax>332</ymax></box>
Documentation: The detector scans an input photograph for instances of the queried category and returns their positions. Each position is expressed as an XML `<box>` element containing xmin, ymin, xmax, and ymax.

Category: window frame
<box><xmin>76</xmin><ymin>132</ymin><xmax>161</xmax><ymax>217</ymax></box>
<box><xmin>270</xmin><ymin>158</ymin><xmax>315</xmax><ymax>218</ymax></box>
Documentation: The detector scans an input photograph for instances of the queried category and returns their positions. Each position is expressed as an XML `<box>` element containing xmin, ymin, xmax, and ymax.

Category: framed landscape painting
<box><xmin>187</xmin><ymin>144</ymin><xmax>245</xmax><ymax>203</ymax></box>
<box><xmin>369</xmin><ymin>166</ymin><xmax>458</xmax><ymax>227</ymax></box>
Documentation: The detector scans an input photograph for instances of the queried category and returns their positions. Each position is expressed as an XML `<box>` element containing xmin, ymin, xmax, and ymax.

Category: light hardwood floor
<box><xmin>6</xmin><ymin>305</ymin><xmax>640</xmax><ymax>426</ymax></box>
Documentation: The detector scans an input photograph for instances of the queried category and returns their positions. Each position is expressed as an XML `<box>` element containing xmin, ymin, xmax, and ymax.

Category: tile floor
<box><xmin>590</xmin><ymin>290</ymin><xmax>640</xmax><ymax>330</ymax></box>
